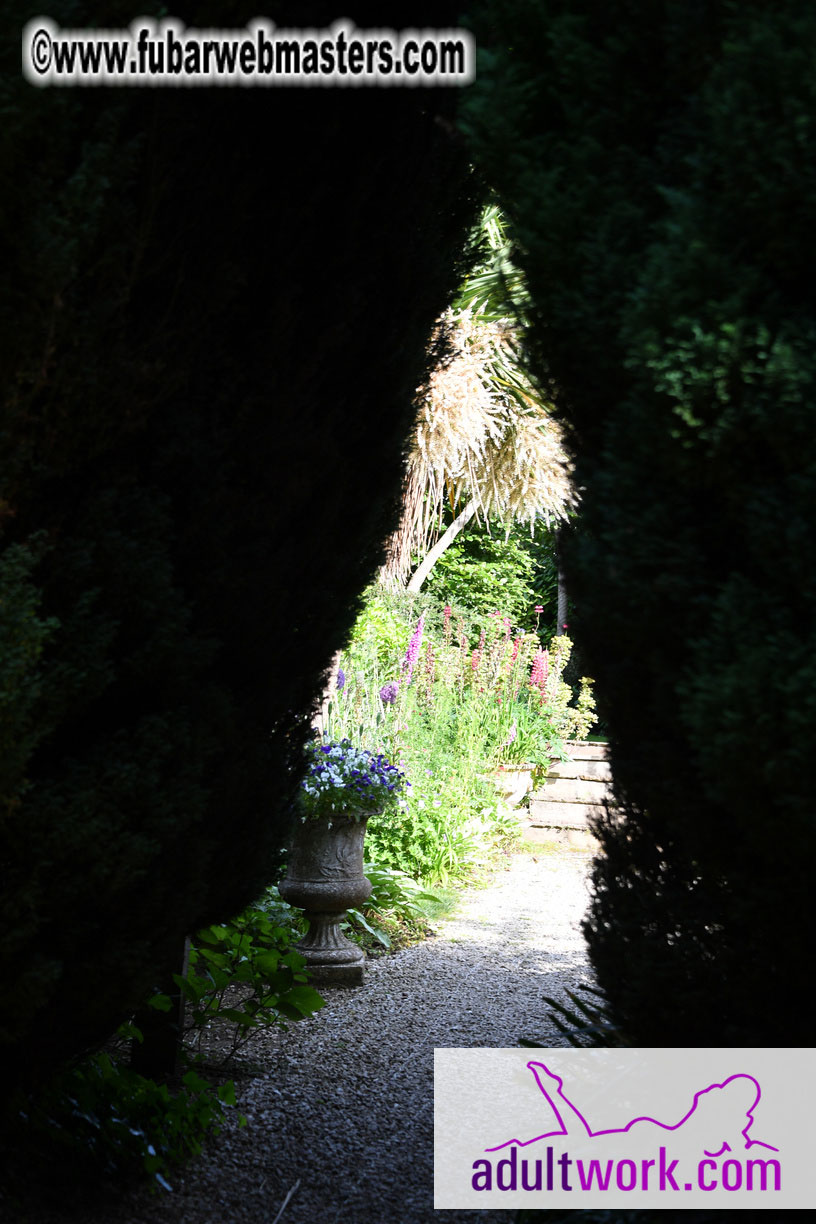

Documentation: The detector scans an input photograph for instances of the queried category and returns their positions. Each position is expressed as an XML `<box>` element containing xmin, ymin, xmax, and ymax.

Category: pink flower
<box><xmin>401</xmin><ymin>614</ymin><xmax>425</xmax><ymax>685</ymax></box>
<box><xmin>530</xmin><ymin>647</ymin><xmax>549</xmax><ymax>694</ymax></box>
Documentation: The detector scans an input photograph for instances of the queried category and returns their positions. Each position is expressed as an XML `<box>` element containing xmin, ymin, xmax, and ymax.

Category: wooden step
<box><xmin>545</xmin><ymin>758</ymin><xmax>612</xmax><ymax>782</ymax></box>
<box><xmin>533</xmin><ymin>777</ymin><xmax>612</xmax><ymax>805</ymax></box>
<box><xmin>527</xmin><ymin>799</ymin><xmax>601</xmax><ymax>829</ymax></box>
<box><xmin>561</xmin><ymin>740</ymin><xmax>608</xmax><ymax>760</ymax></box>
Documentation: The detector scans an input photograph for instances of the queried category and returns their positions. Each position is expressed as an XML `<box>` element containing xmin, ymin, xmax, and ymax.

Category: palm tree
<box><xmin>382</xmin><ymin>206</ymin><xmax>575</xmax><ymax>592</ymax></box>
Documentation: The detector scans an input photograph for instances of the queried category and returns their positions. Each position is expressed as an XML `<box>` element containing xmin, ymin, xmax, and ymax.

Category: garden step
<box><xmin>527</xmin><ymin>799</ymin><xmax>599</xmax><ymax>829</ymax></box>
<box><xmin>533</xmin><ymin>776</ymin><xmax>612</xmax><ymax>805</ymax></box>
<box><xmin>547</xmin><ymin>758</ymin><xmax>611</xmax><ymax>782</ymax></box>
<box><xmin>517</xmin><ymin>741</ymin><xmax>610</xmax><ymax>851</ymax></box>
<box><xmin>562</xmin><ymin>740</ymin><xmax>608</xmax><ymax>760</ymax></box>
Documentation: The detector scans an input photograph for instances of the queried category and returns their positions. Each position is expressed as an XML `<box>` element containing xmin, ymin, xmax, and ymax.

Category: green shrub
<box><xmin>2</xmin><ymin>0</ymin><xmax>479</xmax><ymax>1092</ymax></box>
<box><xmin>6</xmin><ymin>886</ymin><xmax>323</xmax><ymax>1202</ymax></box>
<box><xmin>464</xmin><ymin>0</ymin><xmax>816</xmax><ymax>1044</ymax></box>
<box><xmin>8</xmin><ymin>1052</ymin><xmax>238</xmax><ymax>1199</ymax></box>
<box><xmin>423</xmin><ymin>518</ymin><xmax>542</xmax><ymax>624</ymax></box>
<box><xmin>170</xmin><ymin>895</ymin><xmax>324</xmax><ymax>1065</ymax></box>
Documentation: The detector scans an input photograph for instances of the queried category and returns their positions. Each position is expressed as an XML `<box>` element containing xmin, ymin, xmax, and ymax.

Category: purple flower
<box><xmin>379</xmin><ymin>681</ymin><xmax>399</xmax><ymax>706</ymax></box>
<box><xmin>336</xmin><ymin>669</ymin><xmax>346</xmax><ymax>691</ymax></box>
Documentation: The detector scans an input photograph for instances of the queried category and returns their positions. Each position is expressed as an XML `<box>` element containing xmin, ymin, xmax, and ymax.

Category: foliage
<box><xmin>383</xmin><ymin>200</ymin><xmax>574</xmax><ymax>589</ymax></box>
<box><xmin>423</xmin><ymin>510</ymin><xmax>567</xmax><ymax>644</ymax></box>
<box><xmin>455</xmin><ymin>200</ymin><xmax>531</xmax><ymax>322</ymax></box>
<box><xmin>326</xmin><ymin>585</ymin><xmax>596</xmax><ymax>882</ymax></box>
<box><xmin>4</xmin><ymin>882</ymin><xmax>324</xmax><ymax>1201</ymax></box>
<box><xmin>7</xmin><ymin>1051</ymin><xmax>239</xmax><ymax>1198</ymax></box>
<box><xmin>1</xmin><ymin>0</ymin><xmax>479</xmax><ymax>1091</ymax></box>
<box><xmin>410</xmin><ymin>306</ymin><xmax>574</xmax><ymax>533</ymax></box>
<box><xmin>464</xmin><ymin>0</ymin><xmax>816</xmax><ymax>1044</ymax></box>
<box><xmin>423</xmin><ymin>518</ymin><xmax>538</xmax><ymax>623</ymax></box>
<box><xmin>0</xmin><ymin>535</ymin><xmax>60</xmax><ymax>809</ymax></box>
<box><xmin>346</xmin><ymin>861</ymin><xmax>444</xmax><ymax>951</ymax></box>
<box><xmin>297</xmin><ymin>738</ymin><xmax>408</xmax><ymax>824</ymax></box>
<box><xmin>168</xmin><ymin>896</ymin><xmax>324</xmax><ymax>1065</ymax></box>
<box><xmin>363</xmin><ymin>861</ymin><xmax>442</xmax><ymax>918</ymax></box>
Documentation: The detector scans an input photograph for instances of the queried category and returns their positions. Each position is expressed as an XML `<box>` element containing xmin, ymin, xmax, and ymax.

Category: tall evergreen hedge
<box><xmin>464</xmin><ymin>0</ymin><xmax>816</xmax><ymax>1044</ymax></box>
<box><xmin>1</xmin><ymin>0</ymin><xmax>478</xmax><ymax>1087</ymax></box>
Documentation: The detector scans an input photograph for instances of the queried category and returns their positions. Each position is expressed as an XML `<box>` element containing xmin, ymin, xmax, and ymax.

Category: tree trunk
<box><xmin>406</xmin><ymin>500</ymin><xmax>478</xmax><ymax>592</ymax></box>
<box><xmin>557</xmin><ymin>566</ymin><xmax>568</xmax><ymax>635</ymax></box>
<box><xmin>556</xmin><ymin>527</ymin><xmax>568</xmax><ymax>635</ymax></box>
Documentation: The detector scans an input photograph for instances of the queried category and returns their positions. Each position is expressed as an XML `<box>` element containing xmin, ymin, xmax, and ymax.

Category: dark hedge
<box><xmin>1</xmin><ymin>0</ymin><xmax>479</xmax><ymax>1088</ymax></box>
<box><xmin>463</xmin><ymin>0</ymin><xmax>816</xmax><ymax>1044</ymax></box>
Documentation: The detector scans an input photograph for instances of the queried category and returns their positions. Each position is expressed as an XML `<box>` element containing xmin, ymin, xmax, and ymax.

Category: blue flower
<box><xmin>298</xmin><ymin>737</ymin><xmax>408</xmax><ymax>822</ymax></box>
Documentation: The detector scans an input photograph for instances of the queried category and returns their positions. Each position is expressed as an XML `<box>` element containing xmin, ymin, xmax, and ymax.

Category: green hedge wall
<box><xmin>1</xmin><ymin>0</ymin><xmax>479</xmax><ymax>1088</ymax></box>
<box><xmin>464</xmin><ymin>0</ymin><xmax>816</xmax><ymax>1044</ymax></box>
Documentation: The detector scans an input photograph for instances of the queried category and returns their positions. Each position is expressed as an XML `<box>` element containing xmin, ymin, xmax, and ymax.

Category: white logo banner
<box><xmin>434</xmin><ymin>1047</ymin><xmax>814</xmax><ymax>1209</ymax></box>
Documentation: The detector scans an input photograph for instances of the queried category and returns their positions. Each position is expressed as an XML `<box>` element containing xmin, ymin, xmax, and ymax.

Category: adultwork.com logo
<box><xmin>434</xmin><ymin>1049</ymin><xmax>812</xmax><ymax>1210</ymax></box>
<box><xmin>475</xmin><ymin>1062</ymin><xmax>780</xmax><ymax>1194</ymax></box>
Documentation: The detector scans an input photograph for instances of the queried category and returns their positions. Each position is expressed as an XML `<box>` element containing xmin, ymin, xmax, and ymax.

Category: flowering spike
<box><xmin>401</xmin><ymin>614</ymin><xmax>425</xmax><ymax>685</ymax></box>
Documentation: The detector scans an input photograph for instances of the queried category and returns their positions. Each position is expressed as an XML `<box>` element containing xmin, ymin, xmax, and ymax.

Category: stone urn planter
<box><xmin>285</xmin><ymin>736</ymin><xmax>408</xmax><ymax>986</ymax></box>
<box><xmin>279</xmin><ymin>814</ymin><xmax>374</xmax><ymax>987</ymax></box>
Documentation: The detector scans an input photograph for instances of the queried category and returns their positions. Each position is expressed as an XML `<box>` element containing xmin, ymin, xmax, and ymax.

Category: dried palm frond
<box><xmin>382</xmin><ymin>306</ymin><xmax>575</xmax><ymax>587</ymax></box>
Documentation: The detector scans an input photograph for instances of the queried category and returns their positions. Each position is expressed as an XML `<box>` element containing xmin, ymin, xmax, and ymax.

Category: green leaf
<box><xmin>148</xmin><ymin>992</ymin><xmax>173</xmax><ymax>1012</ymax></box>
<box><xmin>218</xmin><ymin>1081</ymin><xmax>237</xmax><ymax>1107</ymax></box>
<box><xmin>347</xmin><ymin>907</ymin><xmax>391</xmax><ymax>946</ymax></box>
<box><xmin>268</xmin><ymin>1000</ymin><xmax>297</xmax><ymax>1021</ymax></box>
<box><xmin>281</xmin><ymin>984</ymin><xmax>325</xmax><ymax>1016</ymax></box>
<box><xmin>118</xmin><ymin>1019</ymin><xmax>144</xmax><ymax>1043</ymax></box>
<box><xmin>260</xmin><ymin>968</ymin><xmax>295</xmax><ymax>993</ymax></box>
<box><xmin>253</xmin><ymin>951</ymin><xmax>283</xmax><ymax>976</ymax></box>
<box><xmin>173</xmin><ymin>973</ymin><xmax>205</xmax><ymax>1004</ymax></box>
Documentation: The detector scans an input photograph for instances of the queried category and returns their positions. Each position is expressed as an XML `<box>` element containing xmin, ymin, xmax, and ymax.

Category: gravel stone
<box><xmin>13</xmin><ymin>846</ymin><xmax>595</xmax><ymax>1224</ymax></box>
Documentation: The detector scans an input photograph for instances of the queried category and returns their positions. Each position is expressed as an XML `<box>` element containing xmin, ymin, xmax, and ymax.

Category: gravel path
<box><xmin>17</xmin><ymin>845</ymin><xmax>595</xmax><ymax>1224</ymax></box>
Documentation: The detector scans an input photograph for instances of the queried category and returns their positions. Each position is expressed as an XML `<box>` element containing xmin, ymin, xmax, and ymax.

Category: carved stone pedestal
<box><xmin>279</xmin><ymin>815</ymin><xmax>373</xmax><ymax>987</ymax></box>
